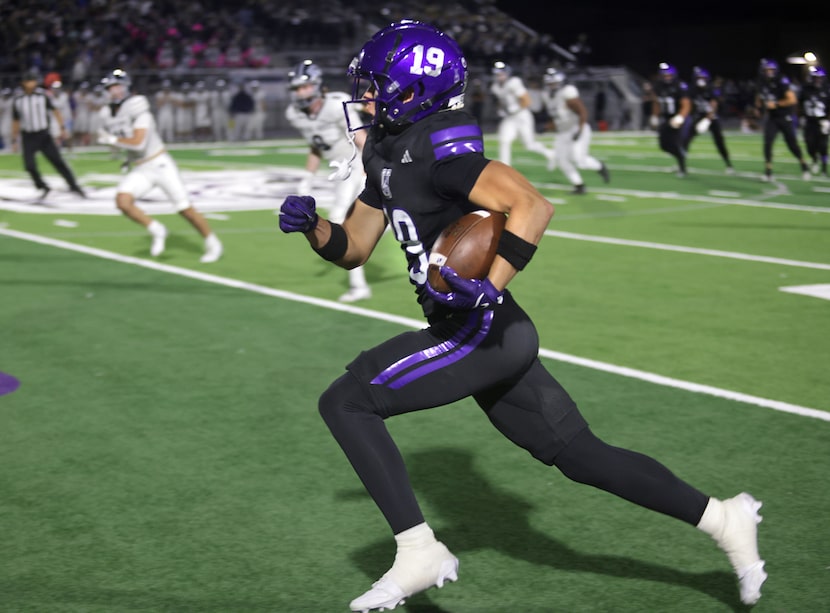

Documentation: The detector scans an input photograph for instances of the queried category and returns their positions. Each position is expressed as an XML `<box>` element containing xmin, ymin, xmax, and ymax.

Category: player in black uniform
<box><xmin>684</xmin><ymin>66</ymin><xmax>734</xmax><ymax>173</ymax></box>
<box><xmin>650</xmin><ymin>63</ymin><xmax>691</xmax><ymax>176</ymax></box>
<box><xmin>279</xmin><ymin>21</ymin><xmax>766</xmax><ymax>612</ymax></box>
<box><xmin>800</xmin><ymin>65</ymin><xmax>829</xmax><ymax>177</ymax></box>
<box><xmin>755</xmin><ymin>58</ymin><xmax>810</xmax><ymax>181</ymax></box>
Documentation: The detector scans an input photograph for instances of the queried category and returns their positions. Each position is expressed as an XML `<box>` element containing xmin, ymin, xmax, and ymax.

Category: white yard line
<box><xmin>537</xmin><ymin>180</ymin><xmax>830</xmax><ymax>214</ymax></box>
<box><xmin>2</xmin><ymin>227</ymin><xmax>828</xmax><ymax>422</ymax></box>
<box><xmin>545</xmin><ymin>230</ymin><xmax>830</xmax><ymax>270</ymax></box>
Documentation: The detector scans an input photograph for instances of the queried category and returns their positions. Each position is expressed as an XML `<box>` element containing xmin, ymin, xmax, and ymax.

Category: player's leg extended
<box><xmin>762</xmin><ymin>118</ymin><xmax>777</xmax><ymax>177</ymax></box>
<box><xmin>498</xmin><ymin>117</ymin><xmax>517</xmax><ymax>166</ymax></box>
<box><xmin>478</xmin><ymin>357</ymin><xmax>765</xmax><ymax>605</ymax></box>
<box><xmin>554</xmin><ymin>133</ymin><xmax>583</xmax><ymax>189</ymax></box>
<box><xmin>320</xmin><ymin>298</ymin><xmax>539</xmax><ymax>610</ymax></box>
<box><xmin>572</xmin><ymin>126</ymin><xmax>603</xmax><ymax>171</ymax></box>
<box><xmin>518</xmin><ymin>109</ymin><xmax>553</xmax><ymax>161</ymax></box>
<box><xmin>780</xmin><ymin>117</ymin><xmax>805</xmax><ymax>162</ymax></box>
<box><xmin>710</xmin><ymin>119</ymin><xmax>732</xmax><ymax>168</ymax></box>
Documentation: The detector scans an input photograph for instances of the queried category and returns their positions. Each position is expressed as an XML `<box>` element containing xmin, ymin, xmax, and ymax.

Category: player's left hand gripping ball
<box><xmin>279</xmin><ymin>195</ymin><xmax>319</xmax><ymax>233</ymax></box>
<box><xmin>425</xmin><ymin>266</ymin><xmax>504</xmax><ymax>310</ymax></box>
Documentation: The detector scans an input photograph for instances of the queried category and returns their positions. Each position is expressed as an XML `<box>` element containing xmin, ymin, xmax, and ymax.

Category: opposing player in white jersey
<box><xmin>541</xmin><ymin>68</ymin><xmax>610</xmax><ymax>194</ymax></box>
<box><xmin>285</xmin><ymin>59</ymin><xmax>371</xmax><ymax>303</ymax></box>
<box><xmin>490</xmin><ymin>61</ymin><xmax>554</xmax><ymax>168</ymax></box>
<box><xmin>96</xmin><ymin>69</ymin><xmax>222</xmax><ymax>263</ymax></box>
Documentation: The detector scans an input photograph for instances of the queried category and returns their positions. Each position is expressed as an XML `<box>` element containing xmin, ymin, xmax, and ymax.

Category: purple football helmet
<box><xmin>692</xmin><ymin>66</ymin><xmax>710</xmax><ymax>80</ymax></box>
<box><xmin>658</xmin><ymin>62</ymin><xmax>677</xmax><ymax>83</ymax></box>
<box><xmin>808</xmin><ymin>65</ymin><xmax>827</xmax><ymax>83</ymax></box>
<box><xmin>344</xmin><ymin>20</ymin><xmax>468</xmax><ymax>131</ymax></box>
<box><xmin>759</xmin><ymin>58</ymin><xmax>779</xmax><ymax>78</ymax></box>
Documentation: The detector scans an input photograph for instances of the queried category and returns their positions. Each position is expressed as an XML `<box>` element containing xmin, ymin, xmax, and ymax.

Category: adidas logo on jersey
<box><xmin>401</xmin><ymin>149</ymin><xmax>413</xmax><ymax>163</ymax></box>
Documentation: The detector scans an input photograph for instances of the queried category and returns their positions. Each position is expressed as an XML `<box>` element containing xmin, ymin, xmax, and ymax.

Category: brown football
<box><xmin>427</xmin><ymin>210</ymin><xmax>507</xmax><ymax>292</ymax></box>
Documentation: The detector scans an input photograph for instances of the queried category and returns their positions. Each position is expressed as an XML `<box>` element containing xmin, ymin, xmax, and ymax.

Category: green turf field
<box><xmin>1</xmin><ymin>130</ymin><xmax>829</xmax><ymax>612</ymax></box>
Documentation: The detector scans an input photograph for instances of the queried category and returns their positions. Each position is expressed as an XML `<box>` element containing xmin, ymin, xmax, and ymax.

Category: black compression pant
<box><xmin>685</xmin><ymin>117</ymin><xmax>731</xmax><ymax>166</ymax></box>
<box><xmin>763</xmin><ymin>115</ymin><xmax>803</xmax><ymax>163</ymax></box>
<box><xmin>21</xmin><ymin>130</ymin><xmax>80</xmax><ymax>191</ymax></box>
<box><xmin>658</xmin><ymin>123</ymin><xmax>686</xmax><ymax>172</ymax></box>
<box><xmin>804</xmin><ymin>119</ymin><xmax>828</xmax><ymax>167</ymax></box>
<box><xmin>319</xmin><ymin>366</ymin><xmax>709</xmax><ymax>534</ymax></box>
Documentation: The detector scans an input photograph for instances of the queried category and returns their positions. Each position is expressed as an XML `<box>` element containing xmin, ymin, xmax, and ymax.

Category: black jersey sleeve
<box><xmin>432</xmin><ymin>154</ymin><xmax>491</xmax><ymax>200</ymax></box>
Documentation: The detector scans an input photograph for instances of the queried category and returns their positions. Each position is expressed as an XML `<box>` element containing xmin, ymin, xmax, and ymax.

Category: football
<box><xmin>427</xmin><ymin>210</ymin><xmax>507</xmax><ymax>292</ymax></box>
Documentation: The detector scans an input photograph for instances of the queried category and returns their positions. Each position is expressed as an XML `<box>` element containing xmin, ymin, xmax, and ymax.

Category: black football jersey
<box><xmin>653</xmin><ymin>80</ymin><xmax>690</xmax><ymax>119</ymax></box>
<box><xmin>359</xmin><ymin>109</ymin><xmax>491</xmax><ymax>317</ymax></box>
<box><xmin>757</xmin><ymin>76</ymin><xmax>795</xmax><ymax>118</ymax></box>
<box><xmin>800</xmin><ymin>82</ymin><xmax>830</xmax><ymax>119</ymax></box>
<box><xmin>690</xmin><ymin>83</ymin><xmax>720</xmax><ymax>118</ymax></box>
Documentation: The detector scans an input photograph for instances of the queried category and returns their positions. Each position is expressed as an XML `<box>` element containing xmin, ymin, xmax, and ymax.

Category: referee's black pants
<box><xmin>21</xmin><ymin>130</ymin><xmax>80</xmax><ymax>191</ymax></box>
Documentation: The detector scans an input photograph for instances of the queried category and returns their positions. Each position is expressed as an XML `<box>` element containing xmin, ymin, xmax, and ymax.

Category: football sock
<box><xmin>395</xmin><ymin>522</ymin><xmax>436</xmax><ymax>550</ymax></box>
<box><xmin>148</xmin><ymin>220</ymin><xmax>166</xmax><ymax>236</ymax></box>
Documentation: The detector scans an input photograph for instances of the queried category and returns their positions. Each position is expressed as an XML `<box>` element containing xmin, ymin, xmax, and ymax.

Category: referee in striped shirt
<box><xmin>11</xmin><ymin>70</ymin><xmax>85</xmax><ymax>200</ymax></box>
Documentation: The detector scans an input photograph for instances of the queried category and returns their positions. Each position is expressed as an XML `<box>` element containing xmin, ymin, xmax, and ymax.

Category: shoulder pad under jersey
<box><xmin>121</xmin><ymin>95</ymin><xmax>151</xmax><ymax>118</ymax></box>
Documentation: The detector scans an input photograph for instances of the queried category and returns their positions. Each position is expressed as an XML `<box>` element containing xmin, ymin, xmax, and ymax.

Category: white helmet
<box><xmin>288</xmin><ymin>59</ymin><xmax>322</xmax><ymax>110</ymax></box>
<box><xmin>543</xmin><ymin>67</ymin><xmax>566</xmax><ymax>89</ymax></box>
<box><xmin>101</xmin><ymin>68</ymin><xmax>131</xmax><ymax>102</ymax></box>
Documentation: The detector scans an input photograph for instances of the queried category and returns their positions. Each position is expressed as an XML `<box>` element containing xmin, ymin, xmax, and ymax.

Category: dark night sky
<box><xmin>496</xmin><ymin>1</ymin><xmax>830</xmax><ymax>80</ymax></box>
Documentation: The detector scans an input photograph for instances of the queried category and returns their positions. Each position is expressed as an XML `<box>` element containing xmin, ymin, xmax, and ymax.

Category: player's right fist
<box><xmin>649</xmin><ymin>115</ymin><xmax>659</xmax><ymax>129</ymax></box>
<box><xmin>279</xmin><ymin>195</ymin><xmax>318</xmax><ymax>233</ymax></box>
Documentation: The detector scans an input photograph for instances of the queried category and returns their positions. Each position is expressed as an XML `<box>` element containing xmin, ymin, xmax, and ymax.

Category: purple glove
<box><xmin>425</xmin><ymin>266</ymin><xmax>504</xmax><ymax>310</ymax></box>
<box><xmin>279</xmin><ymin>195</ymin><xmax>318</xmax><ymax>233</ymax></box>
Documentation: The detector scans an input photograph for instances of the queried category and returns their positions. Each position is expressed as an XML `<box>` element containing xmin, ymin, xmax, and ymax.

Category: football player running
<box><xmin>541</xmin><ymin>67</ymin><xmax>610</xmax><ymax>194</ymax></box>
<box><xmin>650</xmin><ymin>62</ymin><xmax>691</xmax><ymax>177</ymax></box>
<box><xmin>97</xmin><ymin>69</ymin><xmax>223</xmax><ymax>263</ymax></box>
<box><xmin>285</xmin><ymin>59</ymin><xmax>371</xmax><ymax>303</ymax></box>
<box><xmin>489</xmin><ymin>60</ymin><xmax>555</xmax><ymax>168</ymax></box>
<box><xmin>279</xmin><ymin>21</ymin><xmax>766</xmax><ymax>612</ymax></box>
<box><xmin>755</xmin><ymin>58</ymin><xmax>811</xmax><ymax>182</ymax></box>
<box><xmin>684</xmin><ymin>66</ymin><xmax>734</xmax><ymax>174</ymax></box>
<box><xmin>800</xmin><ymin>65</ymin><xmax>830</xmax><ymax>177</ymax></box>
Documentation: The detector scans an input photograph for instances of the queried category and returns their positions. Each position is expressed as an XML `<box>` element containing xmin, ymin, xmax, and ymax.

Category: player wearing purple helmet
<box><xmin>279</xmin><ymin>21</ymin><xmax>766</xmax><ymax>612</ymax></box>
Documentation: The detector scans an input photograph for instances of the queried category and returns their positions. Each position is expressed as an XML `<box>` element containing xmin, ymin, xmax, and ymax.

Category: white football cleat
<box><xmin>711</xmin><ymin>493</ymin><xmax>767</xmax><ymax>605</ymax></box>
<box><xmin>150</xmin><ymin>225</ymin><xmax>168</xmax><ymax>257</ymax></box>
<box><xmin>339</xmin><ymin>286</ymin><xmax>371</xmax><ymax>303</ymax></box>
<box><xmin>349</xmin><ymin>541</ymin><xmax>459</xmax><ymax>612</ymax></box>
<box><xmin>200</xmin><ymin>234</ymin><xmax>223</xmax><ymax>263</ymax></box>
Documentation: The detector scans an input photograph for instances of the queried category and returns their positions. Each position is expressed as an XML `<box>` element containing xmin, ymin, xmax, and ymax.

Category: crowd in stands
<box><xmin>0</xmin><ymin>0</ymin><xmax>564</xmax><ymax>86</ymax></box>
<box><xmin>0</xmin><ymin>0</ymin><xmax>789</xmax><ymax>136</ymax></box>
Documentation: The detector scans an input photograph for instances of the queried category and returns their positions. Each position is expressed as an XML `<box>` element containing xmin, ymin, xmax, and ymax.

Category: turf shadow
<box><xmin>348</xmin><ymin>447</ymin><xmax>743</xmax><ymax>610</ymax></box>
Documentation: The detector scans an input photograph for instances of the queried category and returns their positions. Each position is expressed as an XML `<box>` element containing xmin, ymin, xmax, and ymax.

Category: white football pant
<box><xmin>554</xmin><ymin>124</ymin><xmax>603</xmax><ymax>186</ymax></box>
<box><xmin>498</xmin><ymin>108</ymin><xmax>552</xmax><ymax>166</ymax></box>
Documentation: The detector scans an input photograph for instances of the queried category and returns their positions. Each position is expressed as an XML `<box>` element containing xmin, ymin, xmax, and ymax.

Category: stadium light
<box><xmin>786</xmin><ymin>51</ymin><xmax>819</xmax><ymax>65</ymax></box>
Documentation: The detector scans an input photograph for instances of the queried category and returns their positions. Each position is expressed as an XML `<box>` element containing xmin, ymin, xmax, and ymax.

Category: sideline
<box><xmin>2</xmin><ymin>227</ymin><xmax>828</xmax><ymax>422</ymax></box>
